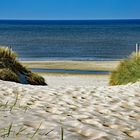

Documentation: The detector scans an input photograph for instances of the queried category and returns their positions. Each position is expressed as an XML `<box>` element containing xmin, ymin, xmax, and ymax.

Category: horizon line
<box><xmin>0</xmin><ymin>18</ymin><xmax>140</xmax><ymax>21</ymax></box>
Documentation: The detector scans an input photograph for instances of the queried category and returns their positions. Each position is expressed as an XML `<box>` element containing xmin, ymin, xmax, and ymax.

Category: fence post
<box><xmin>136</xmin><ymin>43</ymin><xmax>139</xmax><ymax>59</ymax></box>
<box><xmin>9</xmin><ymin>46</ymin><xmax>12</xmax><ymax>51</ymax></box>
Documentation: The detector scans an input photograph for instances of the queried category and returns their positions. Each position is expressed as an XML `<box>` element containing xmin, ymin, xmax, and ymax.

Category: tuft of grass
<box><xmin>0</xmin><ymin>47</ymin><xmax>47</xmax><ymax>85</ymax></box>
<box><xmin>61</xmin><ymin>127</ymin><xmax>64</xmax><ymax>140</ymax></box>
<box><xmin>10</xmin><ymin>92</ymin><xmax>19</xmax><ymax>112</ymax></box>
<box><xmin>16</xmin><ymin>126</ymin><xmax>27</xmax><ymax>136</ymax></box>
<box><xmin>45</xmin><ymin>129</ymin><xmax>54</xmax><ymax>136</ymax></box>
<box><xmin>31</xmin><ymin>122</ymin><xmax>42</xmax><ymax>139</ymax></box>
<box><xmin>0</xmin><ymin>47</ymin><xmax>17</xmax><ymax>61</ymax></box>
<box><xmin>1</xmin><ymin>123</ymin><xmax>13</xmax><ymax>137</ymax></box>
<box><xmin>110</xmin><ymin>52</ymin><xmax>140</xmax><ymax>85</ymax></box>
<box><xmin>27</xmin><ymin>72</ymin><xmax>47</xmax><ymax>85</ymax></box>
<box><xmin>14</xmin><ymin>61</ymin><xmax>30</xmax><ymax>74</ymax></box>
<box><xmin>7</xmin><ymin>123</ymin><xmax>13</xmax><ymax>137</ymax></box>
<box><xmin>0</xmin><ymin>68</ymin><xmax>20</xmax><ymax>83</ymax></box>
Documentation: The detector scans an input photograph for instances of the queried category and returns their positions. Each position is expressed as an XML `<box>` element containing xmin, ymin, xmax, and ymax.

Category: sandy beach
<box><xmin>0</xmin><ymin>74</ymin><xmax>140</xmax><ymax>139</ymax></box>
<box><xmin>1</xmin><ymin>1</ymin><xmax>140</xmax><ymax>139</ymax></box>
<box><xmin>22</xmin><ymin>60</ymin><xmax>120</xmax><ymax>71</ymax></box>
<box><xmin>43</xmin><ymin>74</ymin><xmax>109</xmax><ymax>87</ymax></box>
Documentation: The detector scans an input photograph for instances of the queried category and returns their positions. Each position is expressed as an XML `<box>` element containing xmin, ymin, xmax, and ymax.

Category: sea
<box><xmin>0</xmin><ymin>19</ymin><xmax>140</xmax><ymax>61</ymax></box>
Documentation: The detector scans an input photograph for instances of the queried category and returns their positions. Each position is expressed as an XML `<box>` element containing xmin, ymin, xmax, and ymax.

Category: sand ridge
<box><xmin>0</xmin><ymin>80</ymin><xmax>140</xmax><ymax>139</ymax></box>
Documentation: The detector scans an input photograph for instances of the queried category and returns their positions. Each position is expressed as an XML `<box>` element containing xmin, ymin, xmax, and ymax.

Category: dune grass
<box><xmin>0</xmin><ymin>47</ymin><xmax>17</xmax><ymax>61</ymax></box>
<box><xmin>0</xmin><ymin>47</ymin><xmax>47</xmax><ymax>85</ymax></box>
<box><xmin>0</xmin><ymin>68</ymin><xmax>20</xmax><ymax>83</ymax></box>
<box><xmin>27</xmin><ymin>72</ymin><xmax>47</xmax><ymax>85</ymax></box>
<box><xmin>110</xmin><ymin>52</ymin><xmax>140</xmax><ymax>85</ymax></box>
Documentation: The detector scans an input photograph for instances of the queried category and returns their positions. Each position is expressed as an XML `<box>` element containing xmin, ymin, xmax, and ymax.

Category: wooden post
<box><xmin>136</xmin><ymin>43</ymin><xmax>139</xmax><ymax>59</ymax></box>
<box><xmin>9</xmin><ymin>46</ymin><xmax>12</xmax><ymax>51</ymax></box>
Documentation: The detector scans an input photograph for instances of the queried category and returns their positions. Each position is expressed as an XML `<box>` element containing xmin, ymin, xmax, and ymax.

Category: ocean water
<box><xmin>0</xmin><ymin>20</ymin><xmax>140</xmax><ymax>61</ymax></box>
<box><xmin>31</xmin><ymin>68</ymin><xmax>110</xmax><ymax>75</ymax></box>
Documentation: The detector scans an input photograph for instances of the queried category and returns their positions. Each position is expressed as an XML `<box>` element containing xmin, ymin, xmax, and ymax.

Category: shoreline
<box><xmin>22</xmin><ymin>60</ymin><xmax>112</xmax><ymax>86</ymax></box>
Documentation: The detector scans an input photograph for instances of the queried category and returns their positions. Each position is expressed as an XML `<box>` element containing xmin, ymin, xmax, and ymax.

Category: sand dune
<box><xmin>0</xmin><ymin>79</ymin><xmax>140</xmax><ymax>139</ymax></box>
<box><xmin>43</xmin><ymin>75</ymin><xmax>109</xmax><ymax>87</ymax></box>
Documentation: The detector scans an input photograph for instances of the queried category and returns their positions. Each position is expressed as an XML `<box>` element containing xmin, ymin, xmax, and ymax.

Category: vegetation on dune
<box><xmin>0</xmin><ymin>47</ymin><xmax>17</xmax><ymax>61</ymax></box>
<box><xmin>27</xmin><ymin>72</ymin><xmax>46</xmax><ymax>85</ymax></box>
<box><xmin>110</xmin><ymin>52</ymin><xmax>140</xmax><ymax>85</ymax></box>
<box><xmin>0</xmin><ymin>68</ymin><xmax>19</xmax><ymax>83</ymax></box>
<box><xmin>0</xmin><ymin>47</ymin><xmax>47</xmax><ymax>85</ymax></box>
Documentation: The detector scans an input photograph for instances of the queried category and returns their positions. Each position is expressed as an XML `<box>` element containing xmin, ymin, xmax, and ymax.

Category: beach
<box><xmin>0</xmin><ymin>19</ymin><xmax>140</xmax><ymax>139</ymax></box>
<box><xmin>21</xmin><ymin>60</ymin><xmax>116</xmax><ymax>87</ymax></box>
<box><xmin>43</xmin><ymin>74</ymin><xmax>109</xmax><ymax>87</ymax></box>
<box><xmin>0</xmin><ymin>60</ymin><xmax>139</xmax><ymax>139</ymax></box>
<box><xmin>22</xmin><ymin>60</ymin><xmax>120</xmax><ymax>71</ymax></box>
<box><xmin>0</xmin><ymin>78</ymin><xmax>140</xmax><ymax>139</ymax></box>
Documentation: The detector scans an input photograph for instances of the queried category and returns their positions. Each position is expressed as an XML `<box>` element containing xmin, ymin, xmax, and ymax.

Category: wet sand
<box><xmin>22</xmin><ymin>60</ymin><xmax>120</xmax><ymax>71</ymax></box>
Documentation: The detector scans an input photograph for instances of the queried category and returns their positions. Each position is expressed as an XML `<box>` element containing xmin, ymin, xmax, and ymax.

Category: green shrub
<box><xmin>110</xmin><ymin>52</ymin><xmax>140</xmax><ymax>85</ymax></box>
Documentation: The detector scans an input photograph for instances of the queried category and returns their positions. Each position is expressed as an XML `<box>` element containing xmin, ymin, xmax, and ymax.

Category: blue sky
<box><xmin>0</xmin><ymin>0</ymin><xmax>140</xmax><ymax>20</ymax></box>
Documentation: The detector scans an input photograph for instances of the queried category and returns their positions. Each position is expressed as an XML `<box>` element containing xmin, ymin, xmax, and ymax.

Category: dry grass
<box><xmin>0</xmin><ymin>47</ymin><xmax>17</xmax><ymax>60</ymax></box>
<box><xmin>0</xmin><ymin>68</ymin><xmax>19</xmax><ymax>83</ymax></box>
<box><xmin>0</xmin><ymin>47</ymin><xmax>47</xmax><ymax>85</ymax></box>
<box><xmin>27</xmin><ymin>72</ymin><xmax>47</xmax><ymax>85</ymax></box>
<box><xmin>110</xmin><ymin>52</ymin><xmax>140</xmax><ymax>85</ymax></box>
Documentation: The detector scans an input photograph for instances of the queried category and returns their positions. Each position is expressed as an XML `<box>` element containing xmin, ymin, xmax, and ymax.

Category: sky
<box><xmin>0</xmin><ymin>0</ymin><xmax>140</xmax><ymax>20</ymax></box>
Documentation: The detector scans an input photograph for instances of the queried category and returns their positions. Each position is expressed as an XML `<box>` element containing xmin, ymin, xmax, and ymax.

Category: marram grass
<box><xmin>0</xmin><ymin>47</ymin><xmax>47</xmax><ymax>85</ymax></box>
<box><xmin>27</xmin><ymin>72</ymin><xmax>46</xmax><ymax>85</ymax></box>
<box><xmin>110</xmin><ymin>52</ymin><xmax>140</xmax><ymax>85</ymax></box>
<box><xmin>0</xmin><ymin>68</ymin><xmax>20</xmax><ymax>83</ymax></box>
<box><xmin>0</xmin><ymin>47</ymin><xmax>17</xmax><ymax>60</ymax></box>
